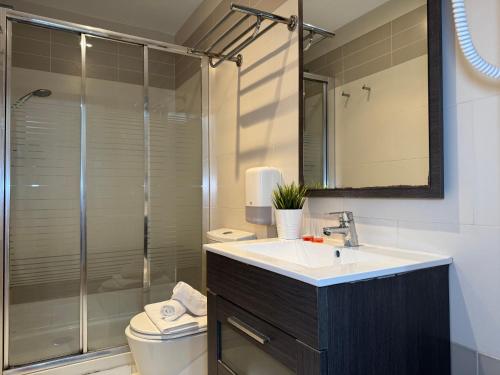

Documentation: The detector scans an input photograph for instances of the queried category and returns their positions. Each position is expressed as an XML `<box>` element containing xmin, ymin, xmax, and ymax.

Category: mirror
<box><xmin>300</xmin><ymin>0</ymin><xmax>443</xmax><ymax>198</ymax></box>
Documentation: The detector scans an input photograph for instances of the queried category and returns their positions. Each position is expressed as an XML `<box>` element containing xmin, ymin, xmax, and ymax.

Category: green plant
<box><xmin>272</xmin><ymin>182</ymin><xmax>308</xmax><ymax>210</ymax></box>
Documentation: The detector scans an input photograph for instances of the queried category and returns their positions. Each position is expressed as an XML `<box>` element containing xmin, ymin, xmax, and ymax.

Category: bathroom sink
<box><xmin>204</xmin><ymin>239</ymin><xmax>452</xmax><ymax>286</ymax></box>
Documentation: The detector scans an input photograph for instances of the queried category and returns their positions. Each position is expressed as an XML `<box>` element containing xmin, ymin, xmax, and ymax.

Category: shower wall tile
<box><xmin>118</xmin><ymin>54</ymin><xmax>143</xmax><ymax>71</ymax></box>
<box><xmin>87</xmin><ymin>64</ymin><xmax>118</xmax><ymax>81</ymax></box>
<box><xmin>150</xmin><ymin>74</ymin><xmax>175</xmax><ymax>90</ymax></box>
<box><xmin>12</xmin><ymin>51</ymin><xmax>50</xmax><ymax>71</ymax></box>
<box><xmin>51</xmin><ymin>42</ymin><xmax>80</xmax><ymax>61</ymax></box>
<box><xmin>11</xmin><ymin>23</ymin><xmax>174</xmax><ymax>87</ymax></box>
<box><xmin>13</xmin><ymin>35</ymin><xmax>50</xmax><ymax>56</ymax></box>
<box><xmin>304</xmin><ymin>4</ymin><xmax>428</xmax><ymax>84</ymax></box>
<box><xmin>12</xmin><ymin>22</ymin><xmax>50</xmax><ymax>41</ymax></box>
<box><xmin>51</xmin><ymin>58</ymin><xmax>81</xmax><ymax>76</ymax></box>
<box><xmin>118</xmin><ymin>69</ymin><xmax>143</xmax><ymax>85</ymax></box>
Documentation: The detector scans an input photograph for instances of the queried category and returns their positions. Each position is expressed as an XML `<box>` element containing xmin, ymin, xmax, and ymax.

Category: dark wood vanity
<box><xmin>207</xmin><ymin>252</ymin><xmax>450</xmax><ymax>375</ymax></box>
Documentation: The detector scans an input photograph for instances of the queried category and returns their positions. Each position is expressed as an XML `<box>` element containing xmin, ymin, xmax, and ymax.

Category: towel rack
<box><xmin>303</xmin><ymin>23</ymin><xmax>335</xmax><ymax>51</ymax></box>
<box><xmin>189</xmin><ymin>3</ymin><xmax>298</xmax><ymax>68</ymax></box>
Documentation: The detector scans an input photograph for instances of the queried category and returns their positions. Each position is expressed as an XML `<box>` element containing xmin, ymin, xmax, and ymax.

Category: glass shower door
<box><xmin>7</xmin><ymin>22</ymin><xmax>82</xmax><ymax>365</ymax></box>
<box><xmin>85</xmin><ymin>36</ymin><xmax>145</xmax><ymax>351</ymax></box>
<box><xmin>4</xmin><ymin>15</ymin><xmax>205</xmax><ymax>370</ymax></box>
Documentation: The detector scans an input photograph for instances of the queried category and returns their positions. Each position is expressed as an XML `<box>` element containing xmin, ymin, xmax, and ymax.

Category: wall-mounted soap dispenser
<box><xmin>245</xmin><ymin>167</ymin><xmax>282</xmax><ymax>225</ymax></box>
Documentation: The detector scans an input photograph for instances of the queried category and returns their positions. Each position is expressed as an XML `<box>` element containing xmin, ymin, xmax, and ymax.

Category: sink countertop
<box><xmin>204</xmin><ymin>238</ymin><xmax>452</xmax><ymax>287</ymax></box>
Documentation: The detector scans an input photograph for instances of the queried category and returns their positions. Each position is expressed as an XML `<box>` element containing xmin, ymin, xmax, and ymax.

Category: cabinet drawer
<box><xmin>216</xmin><ymin>295</ymin><xmax>297</xmax><ymax>373</ymax></box>
<box><xmin>207</xmin><ymin>252</ymin><xmax>327</xmax><ymax>349</ymax></box>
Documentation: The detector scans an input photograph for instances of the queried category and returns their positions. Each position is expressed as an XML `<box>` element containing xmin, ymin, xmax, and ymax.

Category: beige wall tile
<box><xmin>87</xmin><ymin>64</ymin><xmax>118</xmax><ymax>81</ymax></box>
<box><xmin>51</xmin><ymin>29</ymin><xmax>80</xmax><ymax>46</ymax></box>
<box><xmin>12</xmin><ymin>52</ymin><xmax>50</xmax><ymax>71</ymax></box>
<box><xmin>343</xmin><ymin>54</ymin><xmax>391</xmax><ymax>83</ymax></box>
<box><xmin>149</xmin><ymin>61</ymin><xmax>174</xmax><ymax>76</ymax></box>
<box><xmin>392</xmin><ymin>5</ymin><xmax>427</xmax><ymax>34</ymax></box>
<box><xmin>118</xmin><ymin>70</ymin><xmax>143</xmax><ymax>85</ymax></box>
<box><xmin>325</xmin><ymin>47</ymin><xmax>343</xmax><ymax>63</ymax></box>
<box><xmin>51</xmin><ymin>58</ymin><xmax>81</xmax><ymax>76</ymax></box>
<box><xmin>344</xmin><ymin>38</ymin><xmax>391</xmax><ymax>70</ymax></box>
<box><xmin>118</xmin><ymin>44</ymin><xmax>143</xmax><ymax>59</ymax></box>
<box><xmin>13</xmin><ymin>22</ymin><xmax>50</xmax><ymax>42</ymax></box>
<box><xmin>342</xmin><ymin>23</ymin><xmax>391</xmax><ymax>56</ymax></box>
<box><xmin>118</xmin><ymin>55</ymin><xmax>143</xmax><ymax>72</ymax></box>
<box><xmin>392</xmin><ymin>39</ymin><xmax>427</xmax><ymax>66</ymax></box>
<box><xmin>13</xmin><ymin>36</ymin><xmax>50</xmax><ymax>57</ymax></box>
<box><xmin>52</xmin><ymin>43</ymin><xmax>80</xmax><ymax>62</ymax></box>
<box><xmin>150</xmin><ymin>49</ymin><xmax>176</xmax><ymax>64</ymax></box>
<box><xmin>392</xmin><ymin>22</ymin><xmax>427</xmax><ymax>50</ymax></box>
<box><xmin>150</xmin><ymin>74</ymin><xmax>174</xmax><ymax>89</ymax></box>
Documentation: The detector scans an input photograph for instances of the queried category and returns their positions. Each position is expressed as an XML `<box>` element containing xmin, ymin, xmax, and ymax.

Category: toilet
<box><xmin>126</xmin><ymin>312</ymin><xmax>207</xmax><ymax>375</ymax></box>
<box><xmin>127</xmin><ymin>228</ymin><xmax>255</xmax><ymax>375</ymax></box>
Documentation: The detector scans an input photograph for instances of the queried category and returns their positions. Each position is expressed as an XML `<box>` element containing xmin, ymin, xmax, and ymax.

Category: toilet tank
<box><xmin>206</xmin><ymin>228</ymin><xmax>256</xmax><ymax>243</ymax></box>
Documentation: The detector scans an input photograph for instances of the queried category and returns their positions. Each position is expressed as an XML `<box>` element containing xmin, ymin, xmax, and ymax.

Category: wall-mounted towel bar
<box><xmin>189</xmin><ymin>3</ymin><xmax>298</xmax><ymax>68</ymax></box>
<box><xmin>303</xmin><ymin>23</ymin><xmax>335</xmax><ymax>51</ymax></box>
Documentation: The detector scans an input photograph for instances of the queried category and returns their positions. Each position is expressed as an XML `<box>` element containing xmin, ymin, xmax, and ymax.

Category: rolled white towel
<box><xmin>145</xmin><ymin>301</ymin><xmax>204</xmax><ymax>334</ymax></box>
<box><xmin>160</xmin><ymin>299</ymin><xmax>186</xmax><ymax>321</ymax></box>
<box><xmin>172</xmin><ymin>281</ymin><xmax>207</xmax><ymax>316</ymax></box>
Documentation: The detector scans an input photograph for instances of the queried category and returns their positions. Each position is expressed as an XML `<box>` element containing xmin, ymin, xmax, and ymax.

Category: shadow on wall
<box><xmin>234</xmin><ymin>34</ymin><xmax>295</xmax><ymax>179</ymax></box>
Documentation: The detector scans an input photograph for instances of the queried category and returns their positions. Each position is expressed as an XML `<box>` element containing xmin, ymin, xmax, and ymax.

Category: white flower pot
<box><xmin>275</xmin><ymin>209</ymin><xmax>303</xmax><ymax>240</ymax></box>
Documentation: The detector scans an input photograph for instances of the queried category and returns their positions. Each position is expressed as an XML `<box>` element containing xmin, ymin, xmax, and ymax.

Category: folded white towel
<box><xmin>145</xmin><ymin>301</ymin><xmax>206</xmax><ymax>334</ymax></box>
<box><xmin>160</xmin><ymin>299</ymin><xmax>186</xmax><ymax>321</ymax></box>
<box><xmin>172</xmin><ymin>281</ymin><xmax>207</xmax><ymax>316</ymax></box>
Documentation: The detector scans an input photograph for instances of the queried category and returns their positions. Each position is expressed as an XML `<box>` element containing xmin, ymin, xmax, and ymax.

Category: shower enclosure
<box><xmin>0</xmin><ymin>8</ymin><xmax>208</xmax><ymax>374</ymax></box>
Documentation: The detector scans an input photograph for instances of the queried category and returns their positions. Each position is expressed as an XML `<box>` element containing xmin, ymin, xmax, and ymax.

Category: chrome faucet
<box><xmin>323</xmin><ymin>211</ymin><xmax>359</xmax><ymax>247</ymax></box>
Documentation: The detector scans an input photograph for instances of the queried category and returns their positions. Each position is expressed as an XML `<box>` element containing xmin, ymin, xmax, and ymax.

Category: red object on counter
<box><xmin>312</xmin><ymin>237</ymin><xmax>324</xmax><ymax>243</ymax></box>
<box><xmin>302</xmin><ymin>235</ymin><xmax>314</xmax><ymax>241</ymax></box>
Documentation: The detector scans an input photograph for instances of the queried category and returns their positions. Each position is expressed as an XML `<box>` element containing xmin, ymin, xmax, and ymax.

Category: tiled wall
<box><xmin>304</xmin><ymin>5</ymin><xmax>427</xmax><ymax>85</ymax></box>
<box><xmin>304</xmin><ymin>0</ymin><xmax>500</xmax><ymax>373</ymax></box>
<box><xmin>12</xmin><ymin>22</ymin><xmax>175</xmax><ymax>89</ymax></box>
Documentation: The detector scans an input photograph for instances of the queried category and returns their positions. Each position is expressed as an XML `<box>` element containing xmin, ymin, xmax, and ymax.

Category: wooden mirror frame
<box><xmin>298</xmin><ymin>0</ymin><xmax>444</xmax><ymax>198</ymax></box>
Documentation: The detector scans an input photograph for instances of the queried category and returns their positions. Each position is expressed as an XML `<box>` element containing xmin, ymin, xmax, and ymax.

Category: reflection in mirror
<box><xmin>303</xmin><ymin>0</ymin><xmax>429</xmax><ymax>189</ymax></box>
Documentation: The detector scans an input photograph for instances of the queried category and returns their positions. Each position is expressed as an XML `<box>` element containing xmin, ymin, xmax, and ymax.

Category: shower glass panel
<box><xmin>148</xmin><ymin>51</ymin><xmax>203</xmax><ymax>303</ymax></box>
<box><xmin>8</xmin><ymin>23</ymin><xmax>81</xmax><ymax>365</ymax></box>
<box><xmin>303</xmin><ymin>78</ymin><xmax>328</xmax><ymax>187</ymax></box>
<box><xmin>4</xmin><ymin>12</ymin><xmax>205</xmax><ymax>371</ymax></box>
<box><xmin>85</xmin><ymin>36</ymin><xmax>145</xmax><ymax>351</ymax></box>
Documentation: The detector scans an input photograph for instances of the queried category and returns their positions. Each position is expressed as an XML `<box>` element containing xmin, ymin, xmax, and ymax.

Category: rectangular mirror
<box><xmin>300</xmin><ymin>0</ymin><xmax>443</xmax><ymax>198</ymax></box>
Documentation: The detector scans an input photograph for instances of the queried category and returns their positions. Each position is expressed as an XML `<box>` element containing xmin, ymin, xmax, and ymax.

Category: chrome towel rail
<box><xmin>189</xmin><ymin>3</ymin><xmax>298</xmax><ymax>68</ymax></box>
<box><xmin>303</xmin><ymin>22</ymin><xmax>335</xmax><ymax>51</ymax></box>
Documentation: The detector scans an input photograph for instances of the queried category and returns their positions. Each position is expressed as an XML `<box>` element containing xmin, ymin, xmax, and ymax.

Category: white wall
<box><xmin>334</xmin><ymin>55</ymin><xmax>429</xmax><ymax>188</ymax></box>
<box><xmin>305</xmin><ymin>0</ymin><xmax>500</xmax><ymax>359</ymax></box>
<box><xmin>209</xmin><ymin>0</ymin><xmax>299</xmax><ymax>239</ymax></box>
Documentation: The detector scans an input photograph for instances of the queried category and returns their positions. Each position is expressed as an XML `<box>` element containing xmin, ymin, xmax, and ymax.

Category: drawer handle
<box><xmin>227</xmin><ymin>316</ymin><xmax>270</xmax><ymax>345</ymax></box>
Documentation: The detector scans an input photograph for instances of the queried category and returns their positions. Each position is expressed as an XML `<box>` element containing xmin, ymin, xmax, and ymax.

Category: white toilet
<box><xmin>126</xmin><ymin>312</ymin><xmax>207</xmax><ymax>375</ymax></box>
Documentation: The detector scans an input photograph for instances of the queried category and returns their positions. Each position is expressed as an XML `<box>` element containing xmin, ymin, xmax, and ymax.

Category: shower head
<box><xmin>32</xmin><ymin>89</ymin><xmax>52</xmax><ymax>97</ymax></box>
<box><xmin>12</xmin><ymin>88</ymin><xmax>52</xmax><ymax>109</ymax></box>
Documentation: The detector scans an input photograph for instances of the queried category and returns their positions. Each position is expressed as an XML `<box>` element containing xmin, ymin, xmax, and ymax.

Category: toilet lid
<box><xmin>130</xmin><ymin>312</ymin><xmax>206</xmax><ymax>341</ymax></box>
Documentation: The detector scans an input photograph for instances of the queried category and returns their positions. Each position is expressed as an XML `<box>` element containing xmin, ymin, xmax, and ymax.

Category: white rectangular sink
<box><xmin>204</xmin><ymin>239</ymin><xmax>452</xmax><ymax>286</ymax></box>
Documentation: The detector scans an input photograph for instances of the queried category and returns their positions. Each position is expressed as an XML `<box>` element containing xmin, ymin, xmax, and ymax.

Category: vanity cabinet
<box><xmin>207</xmin><ymin>252</ymin><xmax>450</xmax><ymax>375</ymax></box>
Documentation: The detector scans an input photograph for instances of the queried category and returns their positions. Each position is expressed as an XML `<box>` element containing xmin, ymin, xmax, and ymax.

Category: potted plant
<box><xmin>272</xmin><ymin>182</ymin><xmax>308</xmax><ymax>240</ymax></box>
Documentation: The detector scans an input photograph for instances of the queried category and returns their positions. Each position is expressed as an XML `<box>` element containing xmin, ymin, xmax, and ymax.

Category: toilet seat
<box><xmin>129</xmin><ymin>312</ymin><xmax>207</xmax><ymax>341</ymax></box>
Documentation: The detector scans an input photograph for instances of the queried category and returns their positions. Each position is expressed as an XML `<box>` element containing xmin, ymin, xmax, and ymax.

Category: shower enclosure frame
<box><xmin>0</xmin><ymin>8</ymin><xmax>210</xmax><ymax>375</ymax></box>
<box><xmin>303</xmin><ymin>72</ymin><xmax>331</xmax><ymax>188</ymax></box>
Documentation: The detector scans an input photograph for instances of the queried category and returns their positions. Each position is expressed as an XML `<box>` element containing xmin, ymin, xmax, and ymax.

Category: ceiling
<box><xmin>304</xmin><ymin>0</ymin><xmax>391</xmax><ymax>31</ymax></box>
<box><xmin>11</xmin><ymin>0</ymin><xmax>204</xmax><ymax>38</ymax></box>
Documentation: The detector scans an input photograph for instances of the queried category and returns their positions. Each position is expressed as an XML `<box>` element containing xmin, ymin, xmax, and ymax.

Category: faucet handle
<box><xmin>327</xmin><ymin>211</ymin><xmax>354</xmax><ymax>222</ymax></box>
